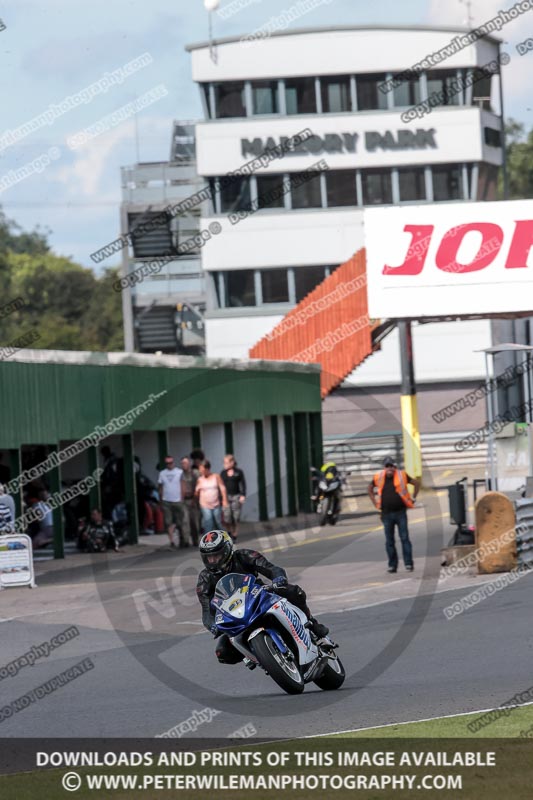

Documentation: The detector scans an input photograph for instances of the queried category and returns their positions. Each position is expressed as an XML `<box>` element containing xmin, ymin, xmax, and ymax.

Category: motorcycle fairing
<box><xmin>211</xmin><ymin>573</ymin><xmax>318</xmax><ymax>667</ymax></box>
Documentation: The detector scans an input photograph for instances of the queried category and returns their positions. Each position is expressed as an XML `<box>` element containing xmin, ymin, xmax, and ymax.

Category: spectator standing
<box><xmin>220</xmin><ymin>454</ymin><xmax>247</xmax><ymax>543</ymax></box>
<box><xmin>158</xmin><ymin>456</ymin><xmax>187</xmax><ymax>549</ymax></box>
<box><xmin>134</xmin><ymin>456</ymin><xmax>158</xmax><ymax>534</ymax></box>
<box><xmin>190</xmin><ymin>448</ymin><xmax>205</xmax><ymax>474</ymax></box>
<box><xmin>368</xmin><ymin>456</ymin><xmax>420</xmax><ymax>573</ymax></box>
<box><xmin>195</xmin><ymin>460</ymin><xmax>228</xmax><ymax>534</ymax></box>
<box><xmin>100</xmin><ymin>446</ymin><xmax>121</xmax><ymax>518</ymax></box>
<box><xmin>180</xmin><ymin>456</ymin><xmax>200</xmax><ymax>546</ymax></box>
<box><xmin>27</xmin><ymin>490</ymin><xmax>54</xmax><ymax>548</ymax></box>
<box><xmin>0</xmin><ymin>484</ymin><xmax>15</xmax><ymax>534</ymax></box>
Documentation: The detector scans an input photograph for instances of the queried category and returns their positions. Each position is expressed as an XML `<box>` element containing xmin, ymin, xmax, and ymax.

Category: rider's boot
<box><xmin>307</xmin><ymin>616</ymin><xmax>329</xmax><ymax>639</ymax></box>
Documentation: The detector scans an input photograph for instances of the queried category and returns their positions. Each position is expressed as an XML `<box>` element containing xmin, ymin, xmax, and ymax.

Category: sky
<box><xmin>0</xmin><ymin>0</ymin><xmax>531</xmax><ymax>269</ymax></box>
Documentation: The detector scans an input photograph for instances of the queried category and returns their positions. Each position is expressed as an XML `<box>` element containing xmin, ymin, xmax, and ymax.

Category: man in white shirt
<box><xmin>158</xmin><ymin>456</ymin><xmax>187</xmax><ymax>549</ymax></box>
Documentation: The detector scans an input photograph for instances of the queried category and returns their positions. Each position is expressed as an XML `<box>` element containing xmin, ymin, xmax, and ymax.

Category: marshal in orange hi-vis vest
<box><xmin>373</xmin><ymin>469</ymin><xmax>415</xmax><ymax>510</ymax></box>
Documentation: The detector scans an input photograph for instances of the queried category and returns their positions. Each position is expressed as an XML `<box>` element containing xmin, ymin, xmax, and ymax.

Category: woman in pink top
<box><xmin>195</xmin><ymin>460</ymin><xmax>229</xmax><ymax>534</ymax></box>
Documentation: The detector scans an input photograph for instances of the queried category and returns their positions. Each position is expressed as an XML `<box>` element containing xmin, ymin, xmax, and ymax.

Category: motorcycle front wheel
<box><xmin>319</xmin><ymin>497</ymin><xmax>330</xmax><ymax>526</ymax></box>
<box><xmin>252</xmin><ymin>631</ymin><xmax>304</xmax><ymax>694</ymax></box>
<box><xmin>329</xmin><ymin>497</ymin><xmax>341</xmax><ymax>525</ymax></box>
<box><xmin>314</xmin><ymin>653</ymin><xmax>346</xmax><ymax>690</ymax></box>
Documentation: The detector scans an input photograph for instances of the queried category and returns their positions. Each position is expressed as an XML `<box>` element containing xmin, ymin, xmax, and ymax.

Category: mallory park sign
<box><xmin>241</xmin><ymin>128</ymin><xmax>437</xmax><ymax>158</ymax></box>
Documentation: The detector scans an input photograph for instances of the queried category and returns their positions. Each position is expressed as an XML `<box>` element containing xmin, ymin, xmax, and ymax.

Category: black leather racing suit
<box><xmin>196</xmin><ymin>548</ymin><xmax>312</xmax><ymax>664</ymax></box>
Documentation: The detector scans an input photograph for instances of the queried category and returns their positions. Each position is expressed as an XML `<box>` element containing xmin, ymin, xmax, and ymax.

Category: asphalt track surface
<box><xmin>1</xmin><ymin>497</ymin><xmax>532</xmax><ymax>739</ymax></box>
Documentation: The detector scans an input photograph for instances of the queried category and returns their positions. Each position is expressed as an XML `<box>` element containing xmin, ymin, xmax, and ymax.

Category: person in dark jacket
<box><xmin>368</xmin><ymin>456</ymin><xmax>420</xmax><ymax>573</ymax></box>
<box><xmin>196</xmin><ymin>529</ymin><xmax>329</xmax><ymax>664</ymax></box>
<box><xmin>220</xmin><ymin>454</ymin><xmax>246</xmax><ymax>543</ymax></box>
<box><xmin>78</xmin><ymin>508</ymin><xmax>119</xmax><ymax>553</ymax></box>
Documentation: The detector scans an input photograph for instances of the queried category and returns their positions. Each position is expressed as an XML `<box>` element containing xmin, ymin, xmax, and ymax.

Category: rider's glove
<box><xmin>272</xmin><ymin>576</ymin><xmax>288</xmax><ymax>589</ymax></box>
<box><xmin>210</xmin><ymin>623</ymin><xmax>219</xmax><ymax>637</ymax></box>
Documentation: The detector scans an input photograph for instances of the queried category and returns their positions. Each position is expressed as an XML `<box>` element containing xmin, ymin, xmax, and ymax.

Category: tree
<box><xmin>0</xmin><ymin>210</ymin><xmax>49</xmax><ymax>256</ymax></box>
<box><xmin>0</xmin><ymin>210</ymin><xmax>123</xmax><ymax>351</ymax></box>
<box><xmin>500</xmin><ymin>119</ymin><xmax>533</xmax><ymax>200</ymax></box>
<box><xmin>81</xmin><ymin>268</ymin><xmax>125</xmax><ymax>351</ymax></box>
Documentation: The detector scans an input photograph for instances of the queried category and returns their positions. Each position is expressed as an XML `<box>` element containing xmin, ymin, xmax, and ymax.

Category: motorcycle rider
<box><xmin>196</xmin><ymin>530</ymin><xmax>329</xmax><ymax>664</ymax></box>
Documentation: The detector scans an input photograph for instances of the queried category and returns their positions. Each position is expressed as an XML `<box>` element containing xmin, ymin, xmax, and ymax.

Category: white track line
<box><xmin>0</xmin><ymin>571</ymin><xmax>509</xmax><ymax>624</ymax></box>
<box><xmin>307</xmin><ymin>701</ymin><xmax>533</xmax><ymax>738</ymax></box>
<box><xmin>316</xmin><ymin>573</ymin><xmax>514</xmax><ymax>615</ymax></box>
<box><xmin>0</xmin><ymin>590</ymin><xmax>141</xmax><ymax>624</ymax></box>
<box><xmin>314</xmin><ymin>579</ymin><xmax>411</xmax><ymax>602</ymax></box>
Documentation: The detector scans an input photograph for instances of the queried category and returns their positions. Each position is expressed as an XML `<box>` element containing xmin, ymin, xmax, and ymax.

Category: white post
<box><xmin>485</xmin><ymin>352</ymin><xmax>496</xmax><ymax>491</ymax></box>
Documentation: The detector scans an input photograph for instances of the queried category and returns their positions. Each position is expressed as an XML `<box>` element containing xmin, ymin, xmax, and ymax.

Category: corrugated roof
<box><xmin>0</xmin><ymin>358</ymin><xmax>321</xmax><ymax>449</ymax></box>
<box><xmin>249</xmin><ymin>249</ymin><xmax>376</xmax><ymax>397</ymax></box>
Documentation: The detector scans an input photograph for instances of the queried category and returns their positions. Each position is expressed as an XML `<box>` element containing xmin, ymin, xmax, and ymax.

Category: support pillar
<box><xmin>294</xmin><ymin>412</ymin><xmax>312</xmax><ymax>513</ymax></box>
<box><xmin>192</xmin><ymin>426</ymin><xmax>202</xmax><ymax>450</ymax></box>
<box><xmin>270</xmin><ymin>416</ymin><xmax>282</xmax><ymax>518</ymax></box>
<box><xmin>254</xmin><ymin>420</ymin><xmax>268</xmax><ymax>521</ymax></box>
<box><xmin>8</xmin><ymin>448</ymin><xmax>22</xmax><ymax>519</ymax></box>
<box><xmin>87</xmin><ymin>446</ymin><xmax>101</xmax><ymax>511</ymax></box>
<box><xmin>399</xmin><ymin>321</ymin><xmax>422</xmax><ymax>480</ymax></box>
<box><xmin>283</xmin><ymin>415</ymin><xmax>297</xmax><ymax>516</ymax></box>
<box><xmin>122</xmin><ymin>433</ymin><xmax>139</xmax><ymax>544</ymax></box>
<box><xmin>309</xmin><ymin>411</ymin><xmax>324</xmax><ymax>469</ymax></box>
<box><xmin>157</xmin><ymin>430</ymin><xmax>169</xmax><ymax>469</ymax></box>
<box><xmin>47</xmin><ymin>444</ymin><xmax>64</xmax><ymax>560</ymax></box>
<box><xmin>224</xmin><ymin>422</ymin><xmax>234</xmax><ymax>455</ymax></box>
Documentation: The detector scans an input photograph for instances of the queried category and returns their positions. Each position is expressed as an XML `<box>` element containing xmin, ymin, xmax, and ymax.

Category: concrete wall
<box><xmin>202</xmin><ymin>209</ymin><xmax>365</xmax><ymax>271</ymax></box>
<box><xmin>233</xmin><ymin>420</ymin><xmax>258</xmax><ymax>521</ymax></box>
<box><xmin>134</xmin><ymin>431</ymin><xmax>160</xmax><ymax>484</ymax></box>
<box><xmin>323</xmin><ymin>381</ymin><xmax>491</xmax><ymax>436</ymax></box>
<box><xmin>168</xmin><ymin>428</ymin><xmax>193</xmax><ymax>465</ymax></box>
<box><xmin>206</xmin><ymin>314</ymin><xmax>284</xmax><ymax>360</ymax></box>
<box><xmin>201</xmin><ymin>423</ymin><xmax>226</xmax><ymax>473</ymax></box>
<box><xmin>348</xmin><ymin>320</ymin><xmax>491</xmax><ymax>386</ymax></box>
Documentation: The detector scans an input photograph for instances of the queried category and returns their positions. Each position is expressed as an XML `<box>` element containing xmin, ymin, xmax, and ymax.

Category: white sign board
<box><xmin>0</xmin><ymin>534</ymin><xmax>37</xmax><ymax>589</ymax></box>
<box><xmin>365</xmin><ymin>200</ymin><xmax>533</xmax><ymax>319</ymax></box>
<box><xmin>195</xmin><ymin>108</ymin><xmax>500</xmax><ymax>175</ymax></box>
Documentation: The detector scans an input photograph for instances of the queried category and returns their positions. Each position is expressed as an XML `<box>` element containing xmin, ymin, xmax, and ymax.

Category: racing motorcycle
<box><xmin>311</xmin><ymin>465</ymin><xmax>346</xmax><ymax>526</ymax></box>
<box><xmin>211</xmin><ymin>572</ymin><xmax>345</xmax><ymax>695</ymax></box>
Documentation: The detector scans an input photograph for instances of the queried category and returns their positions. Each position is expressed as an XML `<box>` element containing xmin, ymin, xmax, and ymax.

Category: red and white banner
<box><xmin>365</xmin><ymin>200</ymin><xmax>533</xmax><ymax>318</ymax></box>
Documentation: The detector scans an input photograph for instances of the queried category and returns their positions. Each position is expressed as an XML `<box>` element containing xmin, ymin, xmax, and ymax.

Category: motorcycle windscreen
<box><xmin>212</xmin><ymin>574</ymin><xmax>266</xmax><ymax>627</ymax></box>
<box><xmin>213</xmin><ymin>572</ymin><xmax>252</xmax><ymax>600</ymax></box>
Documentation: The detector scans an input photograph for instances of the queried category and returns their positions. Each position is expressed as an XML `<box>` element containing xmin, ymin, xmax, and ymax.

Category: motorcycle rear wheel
<box><xmin>252</xmin><ymin>632</ymin><xmax>304</xmax><ymax>695</ymax></box>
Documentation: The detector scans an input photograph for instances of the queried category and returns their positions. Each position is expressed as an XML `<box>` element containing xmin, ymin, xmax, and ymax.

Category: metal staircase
<box><xmin>250</xmin><ymin>249</ymin><xmax>389</xmax><ymax>397</ymax></box>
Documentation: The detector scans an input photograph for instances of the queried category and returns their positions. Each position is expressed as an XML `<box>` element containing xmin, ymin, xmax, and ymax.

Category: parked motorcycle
<box><xmin>311</xmin><ymin>464</ymin><xmax>347</xmax><ymax>526</ymax></box>
<box><xmin>211</xmin><ymin>572</ymin><xmax>345</xmax><ymax>695</ymax></box>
